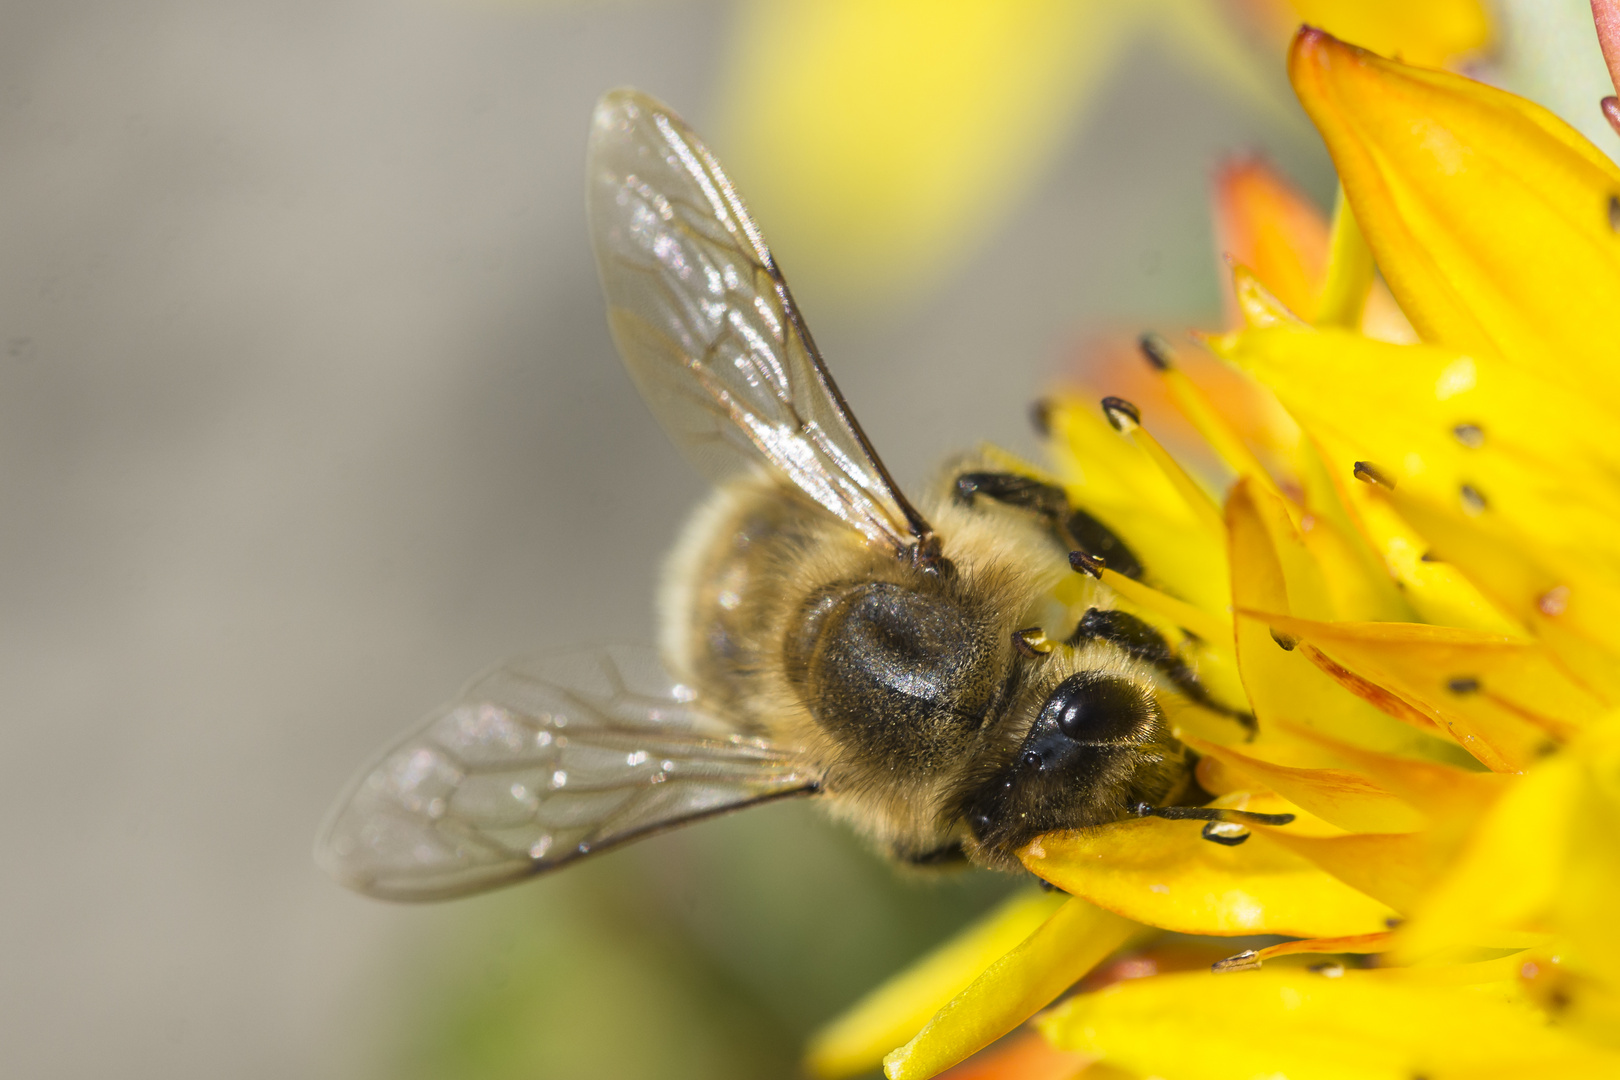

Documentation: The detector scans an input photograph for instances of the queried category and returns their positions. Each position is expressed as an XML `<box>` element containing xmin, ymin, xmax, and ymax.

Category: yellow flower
<box><xmin>807</xmin><ymin>21</ymin><xmax>1620</xmax><ymax>1080</ymax></box>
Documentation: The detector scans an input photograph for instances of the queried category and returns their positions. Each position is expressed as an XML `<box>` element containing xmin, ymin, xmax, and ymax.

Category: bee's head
<box><xmin>958</xmin><ymin>662</ymin><xmax>1190</xmax><ymax>867</ymax></box>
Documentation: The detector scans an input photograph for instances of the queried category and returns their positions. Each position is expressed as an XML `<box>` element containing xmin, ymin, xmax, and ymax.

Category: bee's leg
<box><xmin>1068</xmin><ymin>607</ymin><xmax>1257</xmax><ymax>734</ymax></box>
<box><xmin>895</xmin><ymin>840</ymin><xmax>968</xmax><ymax>867</ymax></box>
<box><xmin>952</xmin><ymin>471</ymin><xmax>1144</xmax><ymax>580</ymax></box>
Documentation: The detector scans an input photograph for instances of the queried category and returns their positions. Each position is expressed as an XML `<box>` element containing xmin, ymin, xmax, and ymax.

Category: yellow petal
<box><xmin>1314</xmin><ymin>186</ymin><xmax>1375</xmax><ymax>329</ymax></box>
<box><xmin>883</xmin><ymin>898</ymin><xmax>1137</xmax><ymax>1080</ymax></box>
<box><xmin>1226</xmin><ymin>479</ymin><xmax>1454</xmax><ymax>759</ymax></box>
<box><xmin>1276</xmin><ymin>721</ymin><xmax>1508</xmax><ymax>823</ymax></box>
<box><xmin>1387</xmin><ymin>494</ymin><xmax>1620</xmax><ymax>704</ymax></box>
<box><xmin>1038</xmin><ymin>966</ymin><xmax>1620</xmax><ymax>1080</ymax></box>
<box><xmin>1256</xmin><ymin>611</ymin><xmax>1603</xmax><ymax>769</ymax></box>
<box><xmin>806</xmin><ymin>888</ymin><xmax>1067</xmax><ymax>1079</ymax></box>
<box><xmin>1398</xmin><ymin>712</ymin><xmax>1620</xmax><ymax>983</ymax></box>
<box><xmin>1310</xmin><ymin>440</ymin><xmax>1524</xmax><ymax>635</ymax></box>
<box><xmin>1288</xmin><ymin>28</ymin><xmax>1620</xmax><ymax>398</ymax></box>
<box><xmin>1020</xmin><ymin>807</ymin><xmax>1397</xmax><ymax>938</ymax></box>
<box><xmin>1184</xmin><ymin>735</ymin><xmax>1427</xmax><ymax>833</ymax></box>
<box><xmin>1255</xmin><ymin>827</ymin><xmax>1447</xmax><ymax>914</ymax></box>
<box><xmin>1394</xmin><ymin>754</ymin><xmax>1578</xmax><ymax>961</ymax></box>
<box><xmin>1207</xmin><ymin>323</ymin><xmax>1620</xmax><ymax>587</ymax></box>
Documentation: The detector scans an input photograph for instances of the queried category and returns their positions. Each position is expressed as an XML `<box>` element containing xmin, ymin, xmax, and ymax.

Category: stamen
<box><xmin>1352</xmin><ymin>461</ymin><xmax>1395</xmax><ymax>489</ymax></box>
<box><xmin>1071</xmin><ymin>554</ymin><xmax>1233</xmax><ymax>644</ymax></box>
<box><xmin>1460</xmin><ymin>484</ymin><xmax>1487</xmax><ymax>515</ymax></box>
<box><xmin>1138</xmin><ymin>332</ymin><xmax>1175</xmax><ymax>371</ymax></box>
<box><xmin>1011</xmin><ymin>627</ymin><xmax>1054</xmax><ymax>657</ymax></box>
<box><xmin>1132</xmin><ymin>803</ymin><xmax>1295</xmax><ymax>826</ymax></box>
<box><xmin>1100</xmin><ymin>396</ymin><xmax>1141</xmax><ymax>433</ymax></box>
<box><xmin>1139</xmin><ymin>333</ymin><xmax>1291</xmax><ymax>511</ymax></box>
<box><xmin>1447</xmin><ymin>676</ymin><xmax>1481</xmax><ymax>695</ymax></box>
<box><xmin>1212</xmin><ymin>930</ymin><xmax>1394</xmax><ymax>974</ymax></box>
<box><xmin>1100</xmin><ymin>395</ymin><xmax>1226</xmax><ymax>538</ymax></box>
<box><xmin>1452</xmin><ymin>423</ymin><xmax>1485</xmax><ymax>448</ymax></box>
<box><xmin>1029</xmin><ymin>398</ymin><xmax>1053</xmax><ymax>438</ymax></box>
<box><xmin>1610</xmin><ymin>192</ymin><xmax>1620</xmax><ymax>232</ymax></box>
<box><xmin>1270</xmin><ymin>628</ymin><xmax>1300</xmax><ymax>651</ymax></box>
<box><xmin>1069</xmin><ymin>549</ymin><xmax>1105</xmax><ymax>578</ymax></box>
<box><xmin>1211</xmin><ymin>950</ymin><xmax>1262</xmax><ymax>974</ymax></box>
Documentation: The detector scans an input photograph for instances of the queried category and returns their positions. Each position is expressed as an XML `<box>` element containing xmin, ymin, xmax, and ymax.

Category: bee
<box><xmin>316</xmin><ymin>89</ymin><xmax>1262</xmax><ymax>902</ymax></box>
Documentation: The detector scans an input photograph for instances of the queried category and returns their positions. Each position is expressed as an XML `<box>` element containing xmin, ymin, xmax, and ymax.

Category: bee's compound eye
<box><xmin>1040</xmin><ymin>673</ymin><xmax>1158</xmax><ymax>744</ymax></box>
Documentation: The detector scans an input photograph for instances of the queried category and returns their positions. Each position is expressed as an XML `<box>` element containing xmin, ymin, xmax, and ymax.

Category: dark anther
<box><xmin>1067</xmin><ymin>508</ymin><xmax>1144</xmax><ymax>580</ymax></box>
<box><xmin>1100</xmin><ymin>396</ymin><xmax>1141</xmax><ymax>433</ymax></box>
<box><xmin>1011</xmin><ymin>627</ymin><xmax>1052</xmax><ymax>658</ymax></box>
<box><xmin>1070</xmin><ymin>549</ymin><xmax>1105</xmax><ymax>578</ymax></box>
<box><xmin>1447</xmin><ymin>676</ymin><xmax>1481</xmax><ymax>695</ymax></box>
<box><xmin>1609</xmin><ymin>193</ymin><xmax>1620</xmax><ymax>233</ymax></box>
<box><xmin>1029</xmin><ymin>398</ymin><xmax>1054</xmax><ymax>438</ymax></box>
<box><xmin>1420</xmin><ymin>551</ymin><xmax>1440</xmax><ymax>562</ymax></box>
<box><xmin>1138</xmin><ymin>332</ymin><xmax>1175</xmax><ymax>371</ymax></box>
<box><xmin>1460</xmin><ymin>484</ymin><xmax>1487</xmax><ymax>514</ymax></box>
<box><xmin>1352</xmin><ymin>461</ymin><xmax>1395</xmax><ymax>489</ymax></box>
<box><xmin>1452</xmin><ymin>423</ymin><xmax>1485</xmax><ymax>448</ymax></box>
<box><xmin>1133</xmin><ymin>803</ymin><xmax>1295</xmax><ymax>826</ymax></box>
<box><xmin>1212</xmin><ymin>950</ymin><xmax>1262</xmax><ymax>974</ymax></box>
<box><xmin>1270</xmin><ymin>627</ymin><xmax>1299</xmax><ymax>651</ymax></box>
<box><xmin>1201</xmin><ymin>820</ymin><xmax>1251</xmax><ymax>846</ymax></box>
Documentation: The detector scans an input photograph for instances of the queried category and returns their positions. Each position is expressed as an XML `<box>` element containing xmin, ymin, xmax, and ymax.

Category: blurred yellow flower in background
<box><xmin>804</xmin><ymin>11</ymin><xmax>1620</xmax><ymax>1080</ymax></box>
<box><xmin>715</xmin><ymin>0</ymin><xmax>1491</xmax><ymax>308</ymax></box>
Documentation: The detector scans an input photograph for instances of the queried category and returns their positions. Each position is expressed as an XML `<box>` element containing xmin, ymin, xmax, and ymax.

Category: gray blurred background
<box><xmin>0</xmin><ymin>2</ymin><xmax>1380</xmax><ymax>1077</ymax></box>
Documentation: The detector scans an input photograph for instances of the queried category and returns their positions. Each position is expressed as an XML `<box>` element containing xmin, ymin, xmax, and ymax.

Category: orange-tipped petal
<box><xmin>1288</xmin><ymin>29</ymin><xmax>1620</xmax><ymax>402</ymax></box>
<box><xmin>1214</xmin><ymin>157</ymin><xmax>1329</xmax><ymax>323</ymax></box>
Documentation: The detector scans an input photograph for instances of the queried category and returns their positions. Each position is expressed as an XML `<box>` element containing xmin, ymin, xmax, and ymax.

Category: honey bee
<box><xmin>316</xmin><ymin>89</ymin><xmax>1263</xmax><ymax>902</ymax></box>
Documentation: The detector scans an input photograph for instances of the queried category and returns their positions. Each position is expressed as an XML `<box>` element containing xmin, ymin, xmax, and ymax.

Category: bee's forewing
<box><xmin>585</xmin><ymin>88</ymin><xmax>930</xmax><ymax>555</ymax></box>
<box><xmin>316</xmin><ymin>646</ymin><xmax>818</xmax><ymax>901</ymax></box>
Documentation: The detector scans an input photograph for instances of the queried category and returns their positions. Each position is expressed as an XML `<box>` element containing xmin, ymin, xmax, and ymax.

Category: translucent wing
<box><xmin>586</xmin><ymin>88</ymin><xmax>934</xmax><ymax>558</ymax></box>
<box><xmin>316</xmin><ymin>647</ymin><xmax>819</xmax><ymax>901</ymax></box>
